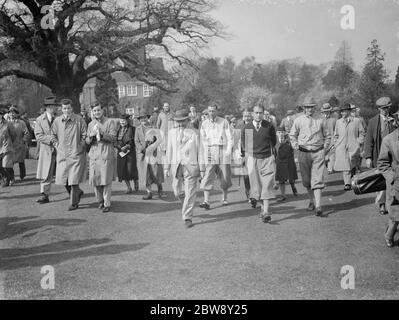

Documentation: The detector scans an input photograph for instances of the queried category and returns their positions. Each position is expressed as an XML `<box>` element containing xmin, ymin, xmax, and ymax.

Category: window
<box><xmin>126</xmin><ymin>85</ymin><xmax>138</xmax><ymax>96</ymax></box>
<box><xmin>143</xmin><ymin>84</ymin><xmax>153</xmax><ymax>97</ymax></box>
<box><xmin>118</xmin><ymin>85</ymin><xmax>125</xmax><ymax>97</ymax></box>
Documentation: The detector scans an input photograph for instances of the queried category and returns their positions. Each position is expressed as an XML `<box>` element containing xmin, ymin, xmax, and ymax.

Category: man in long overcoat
<box><xmin>35</xmin><ymin>96</ymin><xmax>59</xmax><ymax>204</ymax></box>
<box><xmin>51</xmin><ymin>99</ymin><xmax>87</xmax><ymax>211</ymax></box>
<box><xmin>0</xmin><ymin>108</ymin><xmax>14</xmax><ymax>187</ymax></box>
<box><xmin>364</xmin><ymin>97</ymin><xmax>397</xmax><ymax>215</ymax></box>
<box><xmin>86</xmin><ymin>103</ymin><xmax>117</xmax><ymax>212</ymax></box>
<box><xmin>333</xmin><ymin>103</ymin><xmax>365</xmax><ymax>190</ymax></box>
<box><xmin>377</xmin><ymin>112</ymin><xmax>399</xmax><ymax>247</ymax></box>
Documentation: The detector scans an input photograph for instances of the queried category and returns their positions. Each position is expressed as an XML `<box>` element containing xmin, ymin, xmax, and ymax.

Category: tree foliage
<box><xmin>0</xmin><ymin>0</ymin><xmax>223</xmax><ymax>111</ymax></box>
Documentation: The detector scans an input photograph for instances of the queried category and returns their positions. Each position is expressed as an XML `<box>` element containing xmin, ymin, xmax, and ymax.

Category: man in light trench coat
<box><xmin>51</xmin><ymin>99</ymin><xmax>87</xmax><ymax>211</ymax></box>
<box><xmin>332</xmin><ymin>103</ymin><xmax>365</xmax><ymax>190</ymax></box>
<box><xmin>86</xmin><ymin>102</ymin><xmax>117</xmax><ymax>213</ymax></box>
<box><xmin>35</xmin><ymin>96</ymin><xmax>59</xmax><ymax>204</ymax></box>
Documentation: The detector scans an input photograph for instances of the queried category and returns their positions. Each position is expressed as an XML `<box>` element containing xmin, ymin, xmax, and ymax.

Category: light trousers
<box><xmin>94</xmin><ymin>184</ymin><xmax>112</xmax><ymax>207</ymax></box>
<box><xmin>173</xmin><ymin>165</ymin><xmax>197</xmax><ymax>221</ymax></box>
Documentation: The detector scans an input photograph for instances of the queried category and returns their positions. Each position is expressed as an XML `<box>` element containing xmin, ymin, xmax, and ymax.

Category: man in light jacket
<box><xmin>35</xmin><ymin>96</ymin><xmax>59</xmax><ymax>204</ymax></box>
<box><xmin>51</xmin><ymin>99</ymin><xmax>87</xmax><ymax>211</ymax></box>
<box><xmin>165</xmin><ymin>109</ymin><xmax>200</xmax><ymax>228</ymax></box>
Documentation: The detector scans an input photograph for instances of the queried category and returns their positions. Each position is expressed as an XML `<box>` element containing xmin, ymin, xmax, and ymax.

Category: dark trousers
<box><xmin>18</xmin><ymin>162</ymin><xmax>26</xmax><ymax>180</ymax></box>
<box><xmin>243</xmin><ymin>175</ymin><xmax>250</xmax><ymax>197</ymax></box>
<box><xmin>65</xmin><ymin>181</ymin><xmax>82</xmax><ymax>206</ymax></box>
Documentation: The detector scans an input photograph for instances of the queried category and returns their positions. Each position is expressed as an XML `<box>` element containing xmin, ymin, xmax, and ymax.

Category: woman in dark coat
<box><xmin>275</xmin><ymin>127</ymin><xmax>298</xmax><ymax>201</ymax></box>
<box><xmin>116</xmin><ymin>114</ymin><xmax>138</xmax><ymax>193</ymax></box>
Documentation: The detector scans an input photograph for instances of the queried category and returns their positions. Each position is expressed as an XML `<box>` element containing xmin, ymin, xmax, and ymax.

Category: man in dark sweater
<box><xmin>241</xmin><ymin>104</ymin><xmax>277</xmax><ymax>223</ymax></box>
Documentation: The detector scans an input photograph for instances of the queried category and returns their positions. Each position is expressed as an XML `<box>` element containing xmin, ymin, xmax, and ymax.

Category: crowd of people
<box><xmin>0</xmin><ymin>95</ymin><xmax>398</xmax><ymax>246</ymax></box>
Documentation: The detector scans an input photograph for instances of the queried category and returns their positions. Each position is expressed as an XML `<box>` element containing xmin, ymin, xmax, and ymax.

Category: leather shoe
<box><xmin>184</xmin><ymin>219</ymin><xmax>193</xmax><ymax>228</ymax></box>
<box><xmin>102</xmin><ymin>207</ymin><xmax>111</xmax><ymax>213</ymax></box>
<box><xmin>385</xmin><ymin>238</ymin><xmax>394</xmax><ymax>248</ymax></box>
<box><xmin>379</xmin><ymin>204</ymin><xmax>388</xmax><ymax>215</ymax></box>
<box><xmin>315</xmin><ymin>207</ymin><xmax>323</xmax><ymax>217</ymax></box>
<box><xmin>261</xmin><ymin>215</ymin><xmax>271</xmax><ymax>223</ymax></box>
<box><xmin>307</xmin><ymin>203</ymin><xmax>315</xmax><ymax>211</ymax></box>
<box><xmin>143</xmin><ymin>192</ymin><xmax>153</xmax><ymax>200</ymax></box>
<box><xmin>199</xmin><ymin>202</ymin><xmax>210</xmax><ymax>210</ymax></box>
<box><xmin>68</xmin><ymin>204</ymin><xmax>79</xmax><ymax>211</ymax></box>
<box><xmin>37</xmin><ymin>195</ymin><xmax>49</xmax><ymax>204</ymax></box>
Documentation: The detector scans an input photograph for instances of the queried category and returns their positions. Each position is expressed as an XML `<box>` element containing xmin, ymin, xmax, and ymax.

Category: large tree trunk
<box><xmin>53</xmin><ymin>85</ymin><xmax>82</xmax><ymax>114</ymax></box>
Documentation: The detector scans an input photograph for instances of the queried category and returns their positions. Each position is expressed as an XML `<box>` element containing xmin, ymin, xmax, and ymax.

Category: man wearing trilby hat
<box><xmin>165</xmin><ymin>109</ymin><xmax>200</xmax><ymax>228</ymax></box>
<box><xmin>365</xmin><ymin>96</ymin><xmax>397</xmax><ymax>215</ymax></box>
<box><xmin>35</xmin><ymin>96</ymin><xmax>59</xmax><ymax>204</ymax></box>
<box><xmin>377</xmin><ymin>106</ymin><xmax>399</xmax><ymax>247</ymax></box>
<box><xmin>290</xmin><ymin>97</ymin><xmax>331</xmax><ymax>217</ymax></box>
<box><xmin>332</xmin><ymin>103</ymin><xmax>365</xmax><ymax>190</ymax></box>
<box><xmin>0</xmin><ymin>107</ymin><xmax>14</xmax><ymax>187</ymax></box>
<box><xmin>321</xmin><ymin>103</ymin><xmax>337</xmax><ymax>174</ymax></box>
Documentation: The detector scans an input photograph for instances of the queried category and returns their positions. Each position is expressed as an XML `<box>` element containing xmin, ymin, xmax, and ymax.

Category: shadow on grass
<box><xmin>0</xmin><ymin>238</ymin><xmax>149</xmax><ymax>270</ymax></box>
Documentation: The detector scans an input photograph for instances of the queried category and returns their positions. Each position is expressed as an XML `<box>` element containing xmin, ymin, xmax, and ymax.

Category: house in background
<box><xmin>80</xmin><ymin>58</ymin><xmax>165</xmax><ymax>114</ymax></box>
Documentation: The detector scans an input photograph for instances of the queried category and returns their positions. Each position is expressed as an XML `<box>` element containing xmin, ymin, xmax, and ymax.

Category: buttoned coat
<box><xmin>51</xmin><ymin>114</ymin><xmax>87</xmax><ymax>185</ymax></box>
<box><xmin>165</xmin><ymin>127</ymin><xmax>200</xmax><ymax>179</ymax></box>
<box><xmin>35</xmin><ymin>113</ymin><xmax>56</xmax><ymax>180</ymax></box>
<box><xmin>333</xmin><ymin>117</ymin><xmax>365</xmax><ymax>171</ymax></box>
<box><xmin>377</xmin><ymin>129</ymin><xmax>399</xmax><ymax>221</ymax></box>
<box><xmin>86</xmin><ymin>117</ymin><xmax>117</xmax><ymax>186</ymax></box>
<box><xmin>8</xmin><ymin>119</ymin><xmax>29</xmax><ymax>163</ymax></box>
<box><xmin>364</xmin><ymin>114</ymin><xmax>396</xmax><ymax>168</ymax></box>
<box><xmin>0</xmin><ymin>119</ymin><xmax>14</xmax><ymax>167</ymax></box>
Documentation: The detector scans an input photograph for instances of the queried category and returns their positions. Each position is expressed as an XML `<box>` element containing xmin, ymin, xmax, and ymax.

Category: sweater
<box><xmin>241</xmin><ymin>120</ymin><xmax>276</xmax><ymax>159</ymax></box>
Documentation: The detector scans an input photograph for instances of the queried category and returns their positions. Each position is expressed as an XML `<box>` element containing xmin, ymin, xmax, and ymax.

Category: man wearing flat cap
<box><xmin>0</xmin><ymin>107</ymin><xmax>15</xmax><ymax>187</ymax></box>
<box><xmin>321</xmin><ymin>103</ymin><xmax>337</xmax><ymax>174</ymax></box>
<box><xmin>332</xmin><ymin>103</ymin><xmax>365</xmax><ymax>190</ymax></box>
<box><xmin>165</xmin><ymin>109</ymin><xmax>200</xmax><ymax>228</ymax></box>
<box><xmin>365</xmin><ymin>97</ymin><xmax>397</xmax><ymax>215</ymax></box>
<box><xmin>7</xmin><ymin>105</ymin><xmax>30</xmax><ymax>184</ymax></box>
<box><xmin>51</xmin><ymin>98</ymin><xmax>87</xmax><ymax>211</ymax></box>
<box><xmin>35</xmin><ymin>96</ymin><xmax>59</xmax><ymax>204</ymax></box>
<box><xmin>290</xmin><ymin>97</ymin><xmax>331</xmax><ymax>217</ymax></box>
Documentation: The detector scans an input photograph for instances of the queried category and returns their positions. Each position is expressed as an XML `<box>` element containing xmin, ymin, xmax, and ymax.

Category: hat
<box><xmin>321</xmin><ymin>103</ymin><xmax>332</xmax><ymax>112</ymax></box>
<box><xmin>376</xmin><ymin>97</ymin><xmax>392</xmax><ymax>109</ymax></box>
<box><xmin>119</xmin><ymin>113</ymin><xmax>130</xmax><ymax>120</ymax></box>
<box><xmin>276</xmin><ymin>126</ymin><xmax>286</xmax><ymax>132</ymax></box>
<box><xmin>286</xmin><ymin>110</ymin><xmax>295</xmax><ymax>116</ymax></box>
<box><xmin>349</xmin><ymin>103</ymin><xmax>356</xmax><ymax>110</ymax></box>
<box><xmin>43</xmin><ymin>96</ymin><xmax>59</xmax><ymax>107</ymax></box>
<box><xmin>339</xmin><ymin>103</ymin><xmax>352</xmax><ymax>112</ymax></box>
<box><xmin>137</xmin><ymin>111</ymin><xmax>150</xmax><ymax>119</ymax></box>
<box><xmin>302</xmin><ymin>97</ymin><xmax>317</xmax><ymax>107</ymax></box>
<box><xmin>61</xmin><ymin>98</ymin><xmax>72</xmax><ymax>105</ymax></box>
<box><xmin>173</xmin><ymin>109</ymin><xmax>190</xmax><ymax>121</ymax></box>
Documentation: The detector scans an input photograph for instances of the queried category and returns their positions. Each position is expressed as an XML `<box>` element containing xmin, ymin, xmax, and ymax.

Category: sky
<box><xmin>207</xmin><ymin>0</ymin><xmax>399</xmax><ymax>79</ymax></box>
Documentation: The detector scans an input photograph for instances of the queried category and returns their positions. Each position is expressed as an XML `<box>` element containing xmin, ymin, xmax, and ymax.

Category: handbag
<box><xmin>351</xmin><ymin>169</ymin><xmax>386</xmax><ymax>195</ymax></box>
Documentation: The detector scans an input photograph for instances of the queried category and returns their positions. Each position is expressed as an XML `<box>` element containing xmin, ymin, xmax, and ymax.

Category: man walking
<box><xmin>199</xmin><ymin>103</ymin><xmax>233</xmax><ymax>209</ymax></box>
<box><xmin>0</xmin><ymin>107</ymin><xmax>14</xmax><ymax>187</ymax></box>
<box><xmin>241</xmin><ymin>104</ymin><xmax>277</xmax><ymax>223</ymax></box>
<box><xmin>364</xmin><ymin>97</ymin><xmax>396</xmax><ymax>215</ymax></box>
<box><xmin>165</xmin><ymin>109</ymin><xmax>200</xmax><ymax>228</ymax></box>
<box><xmin>35</xmin><ymin>96</ymin><xmax>59</xmax><ymax>204</ymax></box>
<box><xmin>51</xmin><ymin>99</ymin><xmax>87</xmax><ymax>211</ymax></box>
<box><xmin>290</xmin><ymin>97</ymin><xmax>331</xmax><ymax>217</ymax></box>
<box><xmin>86</xmin><ymin>103</ymin><xmax>117</xmax><ymax>212</ymax></box>
<box><xmin>333</xmin><ymin>103</ymin><xmax>365</xmax><ymax>190</ymax></box>
<box><xmin>321</xmin><ymin>103</ymin><xmax>337</xmax><ymax>174</ymax></box>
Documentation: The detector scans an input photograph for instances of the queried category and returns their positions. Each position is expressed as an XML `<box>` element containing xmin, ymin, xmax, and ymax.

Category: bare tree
<box><xmin>0</xmin><ymin>0</ymin><xmax>223</xmax><ymax>111</ymax></box>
